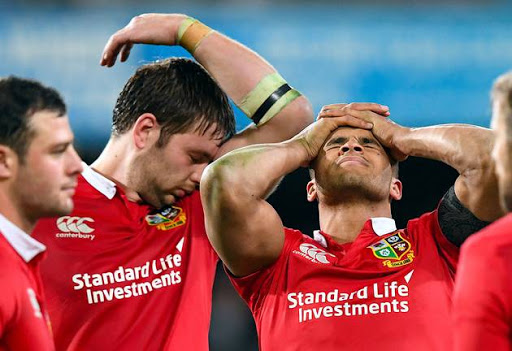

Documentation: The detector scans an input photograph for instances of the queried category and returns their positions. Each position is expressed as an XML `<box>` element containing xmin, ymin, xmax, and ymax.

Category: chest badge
<box><xmin>367</xmin><ymin>232</ymin><xmax>415</xmax><ymax>268</ymax></box>
<box><xmin>145</xmin><ymin>205</ymin><xmax>187</xmax><ymax>231</ymax></box>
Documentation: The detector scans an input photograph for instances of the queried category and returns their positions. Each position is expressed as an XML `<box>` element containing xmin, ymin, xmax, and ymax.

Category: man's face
<box><xmin>13</xmin><ymin>111</ymin><xmax>83</xmax><ymax>220</ymax></box>
<box><xmin>491</xmin><ymin>100</ymin><xmax>512</xmax><ymax>212</ymax></box>
<box><xmin>310</xmin><ymin>127</ymin><xmax>400</xmax><ymax>203</ymax></box>
<box><xmin>130</xmin><ymin>123</ymin><xmax>223</xmax><ymax>208</ymax></box>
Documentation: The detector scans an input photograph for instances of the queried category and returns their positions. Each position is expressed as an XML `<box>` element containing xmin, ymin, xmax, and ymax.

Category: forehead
<box><xmin>168</xmin><ymin>123</ymin><xmax>222</xmax><ymax>154</ymax></box>
<box><xmin>29</xmin><ymin>110</ymin><xmax>72</xmax><ymax>139</ymax></box>
<box><xmin>326</xmin><ymin>127</ymin><xmax>380</xmax><ymax>144</ymax></box>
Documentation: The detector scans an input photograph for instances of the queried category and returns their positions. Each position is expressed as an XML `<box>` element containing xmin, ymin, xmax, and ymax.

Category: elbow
<box><xmin>200</xmin><ymin>158</ymin><xmax>240</xmax><ymax>210</ymax></box>
<box><xmin>201</xmin><ymin>160</ymin><xmax>229</xmax><ymax>199</ymax></box>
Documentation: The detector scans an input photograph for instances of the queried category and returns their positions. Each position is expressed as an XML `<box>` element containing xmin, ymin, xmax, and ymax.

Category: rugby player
<box><xmin>0</xmin><ymin>76</ymin><xmax>82</xmax><ymax>350</ymax></box>
<box><xmin>33</xmin><ymin>13</ymin><xmax>318</xmax><ymax>350</ymax></box>
<box><xmin>201</xmin><ymin>103</ymin><xmax>502</xmax><ymax>350</ymax></box>
<box><xmin>454</xmin><ymin>72</ymin><xmax>512</xmax><ymax>350</ymax></box>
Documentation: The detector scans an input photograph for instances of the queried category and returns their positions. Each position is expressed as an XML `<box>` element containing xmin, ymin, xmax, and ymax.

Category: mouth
<box><xmin>336</xmin><ymin>156</ymin><xmax>369</xmax><ymax>166</ymax></box>
<box><xmin>62</xmin><ymin>186</ymin><xmax>76</xmax><ymax>196</ymax></box>
<box><xmin>173</xmin><ymin>188</ymin><xmax>195</xmax><ymax>200</ymax></box>
<box><xmin>175</xmin><ymin>189</ymin><xmax>186</xmax><ymax>199</ymax></box>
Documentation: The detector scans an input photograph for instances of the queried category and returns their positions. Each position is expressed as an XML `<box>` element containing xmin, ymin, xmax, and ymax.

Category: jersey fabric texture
<box><xmin>33</xmin><ymin>165</ymin><xmax>217</xmax><ymax>350</ymax></box>
<box><xmin>0</xmin><ymin>214</ymin><xmax>54</xmax><ymax>351</ymax></box>
<box><xmin>230</xmin><ymin>210</ymin><xmax>459</xmax><ymax>351</ymax></box>
<box><xmin>453</xmin><ymin>213</ymin><xmax>512</xmax><ymax>351</ymax></box>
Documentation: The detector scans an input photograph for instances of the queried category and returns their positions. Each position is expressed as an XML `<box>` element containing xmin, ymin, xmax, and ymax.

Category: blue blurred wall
<box><xmin>1</xmin><ymin>5</ymin><xmax>511</xmax><ymax>152</ymax></box>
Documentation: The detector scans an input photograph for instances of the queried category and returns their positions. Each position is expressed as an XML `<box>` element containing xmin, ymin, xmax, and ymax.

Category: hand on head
<box><xmin>291</xmin><ymin>107</ymin><xmax>373</xmax><ymax>167</ymax></box>
<box><xmin>317</xmin><ymin>102</ymin><xmax>408</xmax><ymax>162</ymax></box>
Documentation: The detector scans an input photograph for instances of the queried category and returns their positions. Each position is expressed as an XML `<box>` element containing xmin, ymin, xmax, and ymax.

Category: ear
<box><xmin>389</xmin><ymin>177</ymin><xmax>403</xmax><ymax>201</ymax></box>
<box><xmin>0</xmin><ymin>145</ymin><xmax>18</xmax><ymax>179</ymax></box>
<box><xmin>306</xmin><ymin>179</ymin><xmax>318</xmax><ymax>202</ymax></box>
<box><xmin>132</xmin><ymin>113</ymin><xmax>160</xmax><ymax>149</ymax></box>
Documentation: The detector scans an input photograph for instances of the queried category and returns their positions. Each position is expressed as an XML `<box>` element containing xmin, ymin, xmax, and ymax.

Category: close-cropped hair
<box><xmin>112</xmin><ymin>58</ymin><xmax>236</xmax><ymax>146</ymax></box>
<box><xmin>0</xmin><ymin>76</ymin><xmax>66</xmax><ymax>160</ymax></box>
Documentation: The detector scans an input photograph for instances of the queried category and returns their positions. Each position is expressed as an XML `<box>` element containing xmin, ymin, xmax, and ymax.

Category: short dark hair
<box><xmin>112</xmin><ymin>58</ymin><xmax>236</xmax><ymax>146</ymax></box>
<box><xmin>0</xmin><ymin>76</ymin><xmax>66</xmax><ymax>159</ymax></box>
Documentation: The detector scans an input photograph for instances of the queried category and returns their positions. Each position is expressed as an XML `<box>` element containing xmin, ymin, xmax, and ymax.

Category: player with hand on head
<box><xmin>201</xmin><ymin>102</ymin><xmax>502</xmax><ymax>350</ymax></box>
<box><xmin>33</xmin><ymin>13</ymin><xmax>315</xmax><ymax>351</ymax></box>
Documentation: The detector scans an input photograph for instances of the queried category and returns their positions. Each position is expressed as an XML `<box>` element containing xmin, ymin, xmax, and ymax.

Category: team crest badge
<box><xmin>145</xmin><ymin>205</ymin><xmax>186</xmax><ymax>231</ymax></box>
<box><xmin>368</xmin><ymin>232</ymin><xmax>415</xmax><ymax>268</ymax></box>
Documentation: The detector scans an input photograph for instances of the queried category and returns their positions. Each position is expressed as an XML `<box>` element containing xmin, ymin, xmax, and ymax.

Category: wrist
<box><xmin>390</xmin><ymin>126</ymin><xmax>412</xmax><ymax>155</ymax></box>
<box><xmin>284</xmin><ymin>138</ymin><xmax>315</xmax><ymax>166</ymax></box>
<box><xmin>176</xmin><ymin>16</ymin><xmax>214</xmax><ymax>54</ymax></box>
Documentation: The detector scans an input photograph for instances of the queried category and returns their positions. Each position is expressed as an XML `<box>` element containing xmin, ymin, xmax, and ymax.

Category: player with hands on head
<box><xmin>201</xmin><ymin>101</ymin><xmax>501</xmax><ymax>350</ymax></box>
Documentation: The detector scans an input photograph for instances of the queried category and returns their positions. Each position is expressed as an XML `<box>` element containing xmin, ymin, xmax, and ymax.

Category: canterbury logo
<box><xmin>299</xmin><ymin>243</ymin><xmax>335</xmax><ymax>264</ymax></box>
<box><xmin>57</xmin><ymin>216</ymin><xmax>95</xmax><ymax>234</ymax></box>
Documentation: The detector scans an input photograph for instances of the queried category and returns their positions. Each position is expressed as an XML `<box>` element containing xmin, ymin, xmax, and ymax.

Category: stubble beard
<box><xmin>318</xmin><ymin>170</ymin><xmax>389</xmax><ymax>204</ymax></box>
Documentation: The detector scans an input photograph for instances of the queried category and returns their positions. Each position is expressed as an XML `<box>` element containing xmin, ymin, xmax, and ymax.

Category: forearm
<box><xmin>100</xmin><ymin>13</ymin><xmax>313</xmax><ymax>142</ymax></box>
<box><xmin>189</xmin><ymin>20</ymin><xmax>313</xmax><ymax>142</ymax></box>
<box><xmin>203</xmin><ymin>140</ymin><xmax>308</xmax><ymax>203</ymax></box>
<box><xmin>193</xmin><ymin>33</ymin><xmax>275</xmax><ymax>104</ymax></box>
<box><xmin>395</xmin><ymin>124</ymin><xmax>494</xmax><ymax>174</ymax></box>
<box><xmin>395</xmin><ymin>124</ymin><xmax>501</xmax><ymax>220</ymax></box>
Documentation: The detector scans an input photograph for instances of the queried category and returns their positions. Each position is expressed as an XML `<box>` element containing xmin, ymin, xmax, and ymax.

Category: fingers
<box><xmin>120</xmin><ymin>43</ymin><xmax>134</xmax><ymax>62</ymax></box>
<box><xmin>318</xmin><ymin>102</ymin><xmax>390</xmax><ymax>120</ymax></box>
<box><xmin>324</xmin><ymin>115</ymin><xmax>373</xmax><ymax>130</ymax></box>
<box><xmin>319</xmin><ymin>108</ymin><xmax>387</xmax><ymax>125</ymax></box>
<box><xmin>100</xmin><ymin>30</ymin><xmax>128</xmax><ymax>67</ymax></box>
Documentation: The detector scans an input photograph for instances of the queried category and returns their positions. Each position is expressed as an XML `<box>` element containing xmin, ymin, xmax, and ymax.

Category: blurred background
<box><xmin>1</xmin><ymin>0</ymin><xmax>510</xmax><ymax>349</ymax></box>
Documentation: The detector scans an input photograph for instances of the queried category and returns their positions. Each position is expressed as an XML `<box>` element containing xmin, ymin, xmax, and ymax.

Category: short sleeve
<box><xmin>227</xmin><ymin>228</ymin><xmax>303</xmax><ymax>314</ymax></box>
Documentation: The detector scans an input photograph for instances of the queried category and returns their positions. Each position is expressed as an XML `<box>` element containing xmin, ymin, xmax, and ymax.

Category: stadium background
<box><xmin>1</xmin><ymin>0</ymin><xmax>510</xmax><ymax>349</ymax></box>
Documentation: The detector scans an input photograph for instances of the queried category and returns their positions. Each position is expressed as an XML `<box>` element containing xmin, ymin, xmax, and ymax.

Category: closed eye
<box><xmin>325</xmin><ymin>137</ymin><xmax>348</xmax><ymax>150</ymax></box>
<box><xmin>189</xmin><ymin>152</ymin><xmax>212</xmax><ymax>164</ymax></box>
<box><xmin>51</xmin><ymin>142</ymin><xmax>72</xmax><ymax>155</ymax></box>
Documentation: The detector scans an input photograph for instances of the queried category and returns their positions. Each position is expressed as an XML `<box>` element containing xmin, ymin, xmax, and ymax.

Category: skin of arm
<box><xmin>99</xmin><ymin>13</ymin><xmax>315</xmax><ymax>157</ymax></box>
<box><xmin>201</xmin><ymin>113</ymin><xmax>375</xmax><ymax>277</ymax></box>
<box><xmin>319</xmin><ymin>105</ymin><xmax>503</xmax><ymax>221</ymax></box>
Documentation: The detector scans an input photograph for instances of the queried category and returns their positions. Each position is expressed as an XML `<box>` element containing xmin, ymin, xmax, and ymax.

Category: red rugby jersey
<box><xmin>453</xmin><ymin>213</ymin><xmax>512</xmax><ymax>351</ymax></box>
<box><xmin>230</xmin><ymin>211</ymin><xmax>459</xmax><ymax>351</ymax></box>
<box><xmin>33</xmin><ymin>165</ymin><xmax>217</xmax><ymax>351</ymax></box>
<box><xmin>0</xmin><ymin>214</ymin><xmax>54</xmax><ymax>351</ymax></box>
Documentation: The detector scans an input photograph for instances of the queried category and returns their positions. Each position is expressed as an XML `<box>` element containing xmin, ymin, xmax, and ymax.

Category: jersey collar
<box><xmin>0</xmin><ymin>213</ymin><xmax>46</xmax><ymax>262</ymax></box>
<box><xmin>370</xmin><ymin>217</ymin><xmax>397</xmax><ymax>236</ymax></box>
<box><xmin>81</xmin><ymin>163</ymin><xmax>117</xmax><ymax>199</ymax></box>
<box><xmin>313</xmin><ymin>217</ymin><xmax>397</xmax><ymax>248</ymax></box>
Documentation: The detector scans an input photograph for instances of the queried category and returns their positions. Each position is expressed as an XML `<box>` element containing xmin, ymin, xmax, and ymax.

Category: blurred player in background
<box><xmin>201</xmin><ymin>103</ymin><xmax>502</xmax><ymax>350</ymax></box>
<box><xmin>33</xmin><ymin>13</ymin><xmax>315</xmax><ymax>350</ymax></box>
<box><xmin>0</xmin><ymin>76</ymin><xmax>82</xmax><ymax>350</ymax></box>
<box><xmin>453</xmin><ymin>71</ymin><xmax>512</xmax><ymax>351</ymax></box>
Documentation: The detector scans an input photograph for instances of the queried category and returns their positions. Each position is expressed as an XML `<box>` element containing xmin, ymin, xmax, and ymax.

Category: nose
<box><xmin>190</xmin><ymin>163</ymin><xmax>208</xmax><ymax>185</ymax></box>
<box><xmin>339</xmin><ymin>138</ymin><xmax>363</xmax><ymax>155</ymax></box>
<box><xmin>67</xmin><ymin>145</ymin><xmax>83</xmax><ymax>176</ymax></box>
